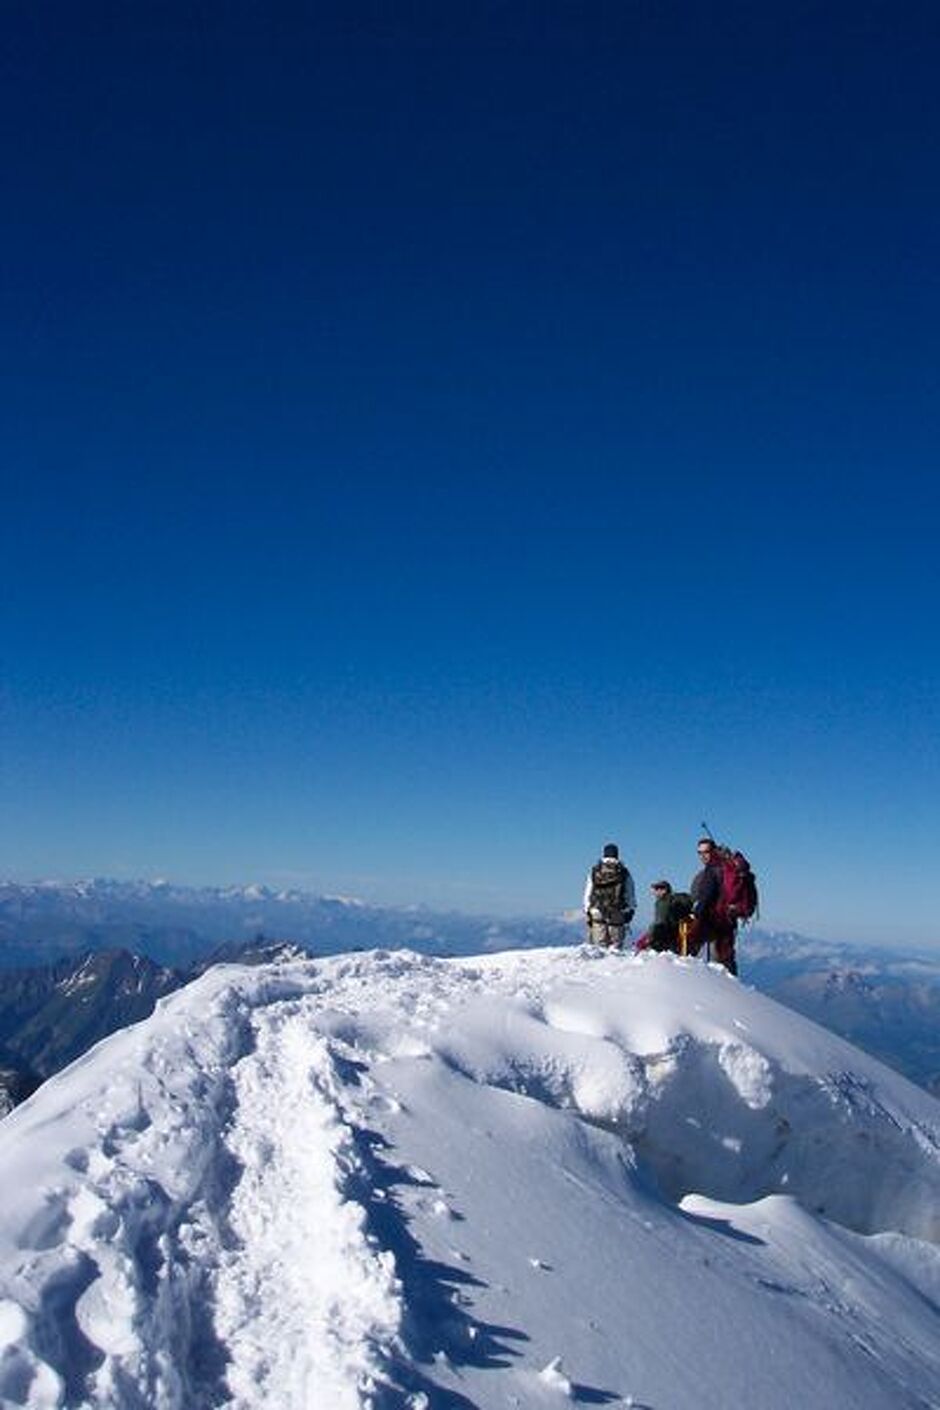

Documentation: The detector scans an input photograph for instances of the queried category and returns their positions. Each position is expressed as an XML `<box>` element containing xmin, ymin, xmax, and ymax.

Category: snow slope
<box><xmin>0</xmin><ymin>948</ymin><xmax>938</xmax><ymax>1409</ymax></box>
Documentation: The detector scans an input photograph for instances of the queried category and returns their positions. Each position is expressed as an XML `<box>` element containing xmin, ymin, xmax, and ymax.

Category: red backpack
<box><xmin>714</xmin><ymin>846</ymin><xmax>759</xmax><ymax>923</ymax></box>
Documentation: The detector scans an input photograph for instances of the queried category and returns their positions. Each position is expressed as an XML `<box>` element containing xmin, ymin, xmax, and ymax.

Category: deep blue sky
<box><xmin>2</xmin><ymin>2</ymin><xmax>939</xmax><ymax>946</ymax></box>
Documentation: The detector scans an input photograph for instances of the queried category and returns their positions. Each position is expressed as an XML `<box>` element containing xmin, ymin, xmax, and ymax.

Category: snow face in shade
<box><xmin>0</xmin><ymin>947</ymin><xmax>938</xmax><ymax>1409</ymax></box>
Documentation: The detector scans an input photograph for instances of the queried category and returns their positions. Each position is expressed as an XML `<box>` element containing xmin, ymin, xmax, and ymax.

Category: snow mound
<box><xmin>0</xmin><ymin>947</ymin><xmax>938</xmax><ymax>1409</ymax></box>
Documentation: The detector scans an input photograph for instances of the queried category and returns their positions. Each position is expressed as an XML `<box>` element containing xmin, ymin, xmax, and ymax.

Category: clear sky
<box><xmin>2</xmin><ymin>3</ymin><xmax>939</xmax><ymax>947</ymax></box>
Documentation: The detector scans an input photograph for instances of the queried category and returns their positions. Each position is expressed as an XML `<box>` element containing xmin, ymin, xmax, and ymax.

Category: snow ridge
<box><xmin>0</xmin><ymin>948</ymin><xmax>938</xmax><ymax>1409</ymax></box>
<box><xmin>0</xmin><ymin>967</ymin><xmax>305</xmax><ymax>1407</ymax></box>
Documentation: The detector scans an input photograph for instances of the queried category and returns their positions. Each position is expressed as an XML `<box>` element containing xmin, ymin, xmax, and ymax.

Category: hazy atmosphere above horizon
<box><xmin>3</xmin><ymin>3</ymin><xmax>938</xmax><ymax>948</ymax></box>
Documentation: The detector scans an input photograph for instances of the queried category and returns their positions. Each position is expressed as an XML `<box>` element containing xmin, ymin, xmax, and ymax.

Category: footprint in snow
<box><xmin>405</xmin><ymin>1164</ymin><xmax>436</xmax><ymax>1185</ymax></box>
<box><xmin>538</xmin><ymin>1356</ymin><xmax>572</xmax><ymax>1394</ymax></box>
<box><xmin>366</xmin><ymin>1091</ymin><xmax>402</xmax><ymax>1114</ymax></box>
<box><xmin>15</xmin><ymin>1191</ymin><xmax>72</xmax><ymax>1252</ymax></box>
<box><xmin>99</xmin><ymin>1107</ymin><xmax>151</xmax><ymax>1156</ymax></box>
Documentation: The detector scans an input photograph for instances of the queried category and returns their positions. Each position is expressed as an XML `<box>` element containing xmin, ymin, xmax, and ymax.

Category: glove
<box><xmin>625</xmin><ymin>909</ymin><xmax>635</xmax><ymax>925</ymax></box>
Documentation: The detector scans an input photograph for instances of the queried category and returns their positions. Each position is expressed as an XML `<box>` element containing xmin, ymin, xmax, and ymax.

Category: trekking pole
<box><xmin>700</xmin><ymin>819</ymin><xmax>715</xmax><ymax>841</ymax></box>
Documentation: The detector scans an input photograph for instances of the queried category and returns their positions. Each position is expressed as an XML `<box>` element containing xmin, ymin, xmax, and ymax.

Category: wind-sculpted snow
<box><xmin>0</xmin><ymin>948</ymin><xmax>938</xmax><ymax>1408</ymax></box>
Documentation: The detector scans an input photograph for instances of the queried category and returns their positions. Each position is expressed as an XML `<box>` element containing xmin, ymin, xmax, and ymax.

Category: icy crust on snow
<box><xmin>0</xmin><ymin>948</ymin><xmax>938</xmax><ymax>1409</ymax></box>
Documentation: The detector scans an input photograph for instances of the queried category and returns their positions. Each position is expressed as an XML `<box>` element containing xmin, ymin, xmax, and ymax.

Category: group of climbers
<box><xmin>582</xmin><ymin>836</ymin><xmax>758</xmax><ymax>977</ymax></box>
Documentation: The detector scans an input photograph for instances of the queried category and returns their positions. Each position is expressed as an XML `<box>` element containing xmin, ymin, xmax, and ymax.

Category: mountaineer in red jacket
<box><xmin>690</xmin><ymin>837</ymin><xmax>738</xmax><ymax>975</ymax></box>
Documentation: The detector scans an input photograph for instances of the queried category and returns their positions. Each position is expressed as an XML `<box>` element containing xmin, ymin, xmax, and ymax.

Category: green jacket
<box><xmin>653</xmin><ymin>892</ymin><xmax>674</xmax><ymax>928</ymax></box>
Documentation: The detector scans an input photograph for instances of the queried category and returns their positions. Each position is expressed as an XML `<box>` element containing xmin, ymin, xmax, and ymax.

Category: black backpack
<box><xmin>668</xmin><ymin>891</ymin><xmax>694</xmax><ymax>925</ymax></box>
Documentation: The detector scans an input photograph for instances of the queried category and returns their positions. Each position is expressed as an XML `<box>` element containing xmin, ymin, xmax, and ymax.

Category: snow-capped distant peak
<box><xmin>231</xmin><ymin>883</ymin><xmax>273</xmax><ymax>901</ymax></box>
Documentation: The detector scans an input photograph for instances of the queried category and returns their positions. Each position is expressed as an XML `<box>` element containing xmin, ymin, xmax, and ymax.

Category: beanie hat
<box><xmin>602</xmin><ymin>843</ymin><xmax>619</xmax><ymax>859</ymax></box>
<box><xmin>651</xmin><ymin>879</ymin><xmax>672</xmax><ymax>892</ymax></box>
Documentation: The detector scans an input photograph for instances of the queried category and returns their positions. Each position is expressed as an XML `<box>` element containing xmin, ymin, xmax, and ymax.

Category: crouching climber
<box><xmin>635</xmin><ymin>881</ymin><xmax>693</xmax><ymax>954</ymax></box>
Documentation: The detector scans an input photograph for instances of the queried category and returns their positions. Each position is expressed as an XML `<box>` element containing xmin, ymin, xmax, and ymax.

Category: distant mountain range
<box><xmin>0</xmin><ymin>938</ymin><xmax>318</xmax><ymax>1114</ymax></box>
<box><xmin>0</xmin><ymin>880</ymin><xmax>937</xmax><ymax>1111</ymax></box>
<box><xmin>0</xmin><ymin>948</ymin><xmax>183</xmax><ymax>1114</ymax></box>
<box><xmin>0</xmin><ymin>878</ymin><xmax>573</xmax><ymax>968</ymax></box>
<box><xmin>743</xmin><ymin>930</ymin><xmax>940</xmax><ymax>1097</ymax></box>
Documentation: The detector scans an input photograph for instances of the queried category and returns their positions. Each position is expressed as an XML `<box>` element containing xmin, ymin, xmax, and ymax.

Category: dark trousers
<box><xmin>689</xmin><ymin>917</ymin><xmax>737</xmax><ymax>974</ymax></box>
<box><xmin>649</xmin><ymin>922</ymin><xmax>679</xmax><ymax>953</ymax></box>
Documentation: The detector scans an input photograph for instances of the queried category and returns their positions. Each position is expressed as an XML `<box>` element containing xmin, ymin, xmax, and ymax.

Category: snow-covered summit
<box><xmin>0</xmin><ymin>947</ymin><xmax>938</xmax><ymax>1409</ymax></box>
